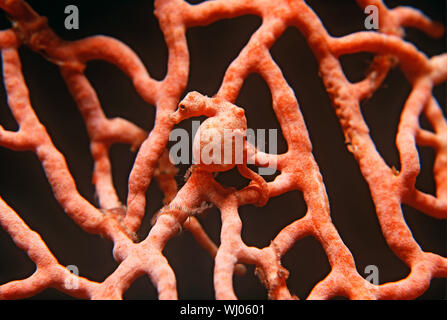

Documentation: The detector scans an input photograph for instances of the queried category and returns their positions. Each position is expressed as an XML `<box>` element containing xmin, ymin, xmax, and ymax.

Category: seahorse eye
<box><xmin>179</xmin><ymin>104</ymin><xmax>186</xmax><ymax>110</ymax></box>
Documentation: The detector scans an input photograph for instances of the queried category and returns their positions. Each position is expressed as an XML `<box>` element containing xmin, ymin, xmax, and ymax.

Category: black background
<box><xmin>0</xmin><ymin>0</ymin><xmax>445</xmax><ymax>299</ymax></box>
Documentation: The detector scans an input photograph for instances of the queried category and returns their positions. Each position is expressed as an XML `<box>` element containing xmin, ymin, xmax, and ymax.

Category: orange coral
<box><xmin>0</xmin><ymin>0</ymin><xmax>446</xmax><ymax>300</ymax></box>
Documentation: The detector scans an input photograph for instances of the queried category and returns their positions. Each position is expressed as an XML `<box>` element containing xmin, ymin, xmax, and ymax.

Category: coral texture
<box><xmin>0</xmin><ymin>0</ymin><xmax>446</xmax><ymax>299</ymax></box>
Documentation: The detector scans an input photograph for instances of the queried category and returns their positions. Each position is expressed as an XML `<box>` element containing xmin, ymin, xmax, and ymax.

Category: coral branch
<box><xmin>0</xmin><ymin>0</ymin><xmax>446</xmax><ymax>300</ymax></box>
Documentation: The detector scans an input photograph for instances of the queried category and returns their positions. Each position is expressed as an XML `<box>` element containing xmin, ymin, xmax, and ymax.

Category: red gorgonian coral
<box><xmin>0</xmin><ymin>0</ymin><xmax>446</xmax><ymax>300</ymax></box>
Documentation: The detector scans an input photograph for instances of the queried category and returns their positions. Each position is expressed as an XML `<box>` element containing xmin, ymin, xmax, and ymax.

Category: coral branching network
<box><xmin>0</xmin><ymin>0</ymin><xmax>446</xmax><ymax>300</ymax></box>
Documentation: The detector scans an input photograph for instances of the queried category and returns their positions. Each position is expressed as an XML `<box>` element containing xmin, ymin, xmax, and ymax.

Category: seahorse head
<box><xmin>170</xmin><ymin>91</ymin><xmax>217</xmax><ymax>124</ymax></box>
